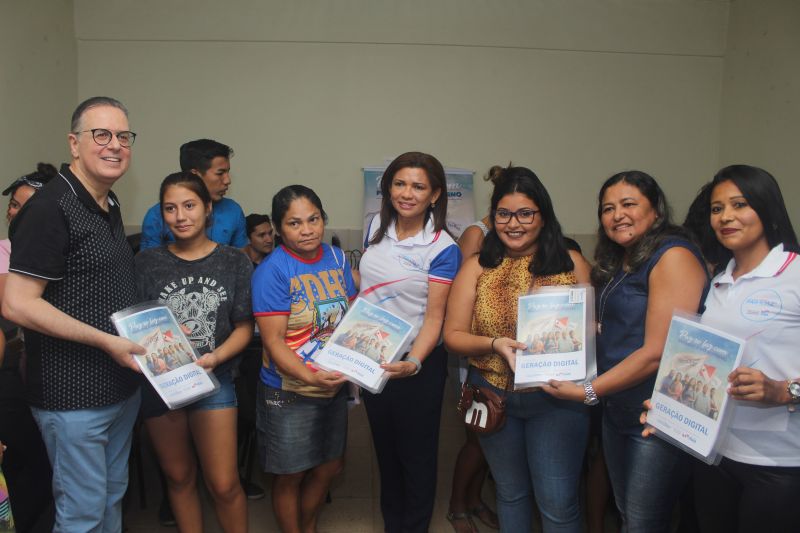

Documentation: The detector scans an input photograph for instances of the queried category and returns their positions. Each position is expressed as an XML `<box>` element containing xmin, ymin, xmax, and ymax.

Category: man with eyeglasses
<box><xmin>139</xmin><ymin>138</ymin><xmax>248</xmax><ymax>250</ymax></box>
<box><xmin>3</xmin><ymin>96</ymin><xmax>146</xmax><ymax>532</ymax></box>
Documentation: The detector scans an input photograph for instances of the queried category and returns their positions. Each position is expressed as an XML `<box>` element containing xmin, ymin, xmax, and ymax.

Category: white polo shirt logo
<box><xmin>740</xmin><ymin>289</ymin><xmax>782</xmax><ymax>322</ymax></box>
<box><xmin>398</xmin><ymin>253</ymin><xmax>426</xmax><ymax>272</ymax></box>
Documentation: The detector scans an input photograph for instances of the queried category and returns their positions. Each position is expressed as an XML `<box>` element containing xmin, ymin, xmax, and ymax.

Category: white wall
<box><xmin>719</xmin><ymin>0</ymin><xmax>800</xmax><ymax>213</ymax></box>
<box><xmin>72</xmin><ymin>0</ymin><xmax>728</xmax><ymax>246</ymax></box>
<box><xmin>4</xmin><ymin>1</ymin><xmax>795</xmax><ymax>249</ymax></box>
<box><xmin>0</xmin><ymin>0</ymin><xmax>76</xmax><ymax>238</ymax></box>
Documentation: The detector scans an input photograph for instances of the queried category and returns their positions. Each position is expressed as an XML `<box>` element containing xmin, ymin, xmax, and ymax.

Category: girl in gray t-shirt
<box><xmin>134</xmin><ymin>171</ymin><xmax>253</xmax><ymax>532</ymax></box>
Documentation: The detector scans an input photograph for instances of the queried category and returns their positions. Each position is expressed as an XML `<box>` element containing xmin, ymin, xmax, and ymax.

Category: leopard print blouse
<box><xmin>470</xmin><ymin>255</ymin><xmax>577</xmax><ymax>390</ymax></box>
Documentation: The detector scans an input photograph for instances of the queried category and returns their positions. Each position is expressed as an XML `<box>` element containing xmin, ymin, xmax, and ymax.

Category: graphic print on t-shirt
<box><xmin>159</xmin><ymin>276</ymin><xmax>229</xmax><ymax>352</ymax></box>
<box><xmin>294</xmin><ymin>296</ymin><xmax>349</xmax><ymax>364</ymax></box>
<box><xmin>252</xmin><ymin>244</ymin><xmax>358</xmax><ymax>397</ymax></box>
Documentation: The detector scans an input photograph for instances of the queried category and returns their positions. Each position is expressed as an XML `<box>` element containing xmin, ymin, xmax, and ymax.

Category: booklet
<box><xmin>313</xmin><ymin>298</ymin><xmax>414</xmax><ymax>394</ymax></box>
<box><xmin>112</xmin><ymin>302</ymin><xmax>220</xmax><ymax>410</ymax></box>
<box><xmin>514</xmin><ymin>286</ymin><xmax>595</xmax><ymax>389</ymax></box>
<box><xmin>647</xmin><ymin>313</ymin><xmax>745</xmax><ymax>464</ymax></box>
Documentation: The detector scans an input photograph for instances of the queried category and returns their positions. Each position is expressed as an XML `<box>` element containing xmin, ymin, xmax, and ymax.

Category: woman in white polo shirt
<box><xmin>692</xmin><ymin>165</ymin><xmax>800</xmax><ymax>533</ymax></box>
<box><xmin>359</xmin><ymin>152</ymin><xmax>461</xmax><ymax>533</ymax></box>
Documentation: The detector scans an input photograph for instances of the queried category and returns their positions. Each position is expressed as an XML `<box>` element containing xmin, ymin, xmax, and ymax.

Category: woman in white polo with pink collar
<box><xmin>691</xmin><ymin>164</ymin><xmax>800</xmax><ymax>533</ymax></box>
<box><xmin>359</xmin><ymin>151</ymin><xmax>461</xmax><ymax>533</ymax></box>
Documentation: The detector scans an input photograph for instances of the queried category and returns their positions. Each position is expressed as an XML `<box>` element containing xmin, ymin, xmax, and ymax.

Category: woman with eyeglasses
<box><xmin>358</xmin><ymin>152</ymin><xmax>461</xmax><ymax>533</ymax></box>
<box><xmin>444</xmin><ymin>165</ymin><xmax>592</xmax><ymax>533</ymax></box>
<box><xmin>543</xmin><ymin>171</ymin><xmax>708</xmax><ymax>533</ymax></box>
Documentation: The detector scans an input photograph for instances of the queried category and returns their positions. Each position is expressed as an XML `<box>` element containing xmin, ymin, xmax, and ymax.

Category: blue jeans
<box><xmin>31</xmin><ymin>390</ymin><xmax>141</xmax><ymax>533</ymax></box>
<box><xmin>472</xmin><ymin>373</ymin><xmax>589</xmax><ymax>533</ymax></box>
<box><xmin>602</xmin><ymin>398</ymin><xmax>691</xmax><ymax>533</ymax></box>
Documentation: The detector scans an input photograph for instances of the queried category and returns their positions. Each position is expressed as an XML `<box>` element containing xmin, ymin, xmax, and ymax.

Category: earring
<box><xmin>431</xmin><ymin>202</ymin><xmax>436</xmax><ymax>209</ymax></box>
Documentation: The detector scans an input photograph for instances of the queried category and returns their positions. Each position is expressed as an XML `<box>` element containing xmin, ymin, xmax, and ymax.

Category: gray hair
<box><xmin>70</xmin><ymin>96</ymin><xmax>129</xmax><ymax>132</ymax></box>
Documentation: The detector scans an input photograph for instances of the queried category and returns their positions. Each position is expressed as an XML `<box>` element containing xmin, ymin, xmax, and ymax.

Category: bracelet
<box><xmin>583</xmin><ymin>382</ymin><xmax>599</xmax><ymax>406</ymax></box>
<box><xmin>405</xmin><ymin>356</ymin><xmax>422</xmax><ymax>376</ymax></box>
<box><xmin>490</xmin><ymin>337</ymin><xmax>499</xmax><ymax>353</ymax></box>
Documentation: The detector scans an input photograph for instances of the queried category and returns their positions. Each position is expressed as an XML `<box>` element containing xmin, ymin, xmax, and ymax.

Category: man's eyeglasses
<box><xmin>74</xmin><ymin>128</ymin><xmax>137</xmax><ymax>148</ymax></box>
<box><xmin>493</xmin><ymin>208</ymin><xmax>540</xmax><ymax>225</ymax></box>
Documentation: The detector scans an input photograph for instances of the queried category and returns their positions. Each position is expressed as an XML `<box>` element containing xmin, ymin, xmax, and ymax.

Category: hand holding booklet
<box><xmin>112</xmin><ymin>302</ymin><xmax>219</xmax><ymax>410</ymax></box>
<box><xmin>313</xmin><ymin>298</ymin><xmax>414</xmax><ymax>394</ymax></box>
<box><xmin>646</xmin><ymin>313</ymin><xmax>745</xmax><ymax>464</ymax></box>
<box><xmin>514</xmin><ymin>286</ymin><xmax>596</xmax><ymax>389</ymax></box>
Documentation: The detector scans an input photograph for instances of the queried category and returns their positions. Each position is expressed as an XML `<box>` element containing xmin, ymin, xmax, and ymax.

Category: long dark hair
<box><xmin>705</xmin><ymin>165</ymin><xmax>799</xmax><ymax>266</ymax></box>
<box><xmin>478</xmin><ymin>165</ymin><xmax>574</xmax><ymax>276</ymax></box>
<box><xmin>369</xmin><ymin>151</ymin><xmax>448</xmax><ymax>246</ymax></box>
<box><xmin>592</xmin><ymin>171</ymin><xmax>688</xmax><ymax>286</ymax></box>
<box><xmin>683</xmin><ymin>182</ymin><xmax>726</xmax><ymax>271</ymax></box>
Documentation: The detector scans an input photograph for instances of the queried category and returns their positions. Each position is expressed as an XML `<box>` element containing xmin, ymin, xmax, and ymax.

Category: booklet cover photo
<box><xmin>515</xmin><ymin>287</ymin><xmax>591</xmax><ymax>388</ymax></box>
<box><xmin>647</xmin><ymin>314</ymin><xmax>745</xmax><ymax>463</ymax></box>
<box><xmin>313</xmin><ymin>298</ymin><xmax>414</xmax><ymax>393</ymax></box>
<box><xmin>112</xmin><ymin>303</ymin><xmax>219</xmax><ymax>409</ymax></box>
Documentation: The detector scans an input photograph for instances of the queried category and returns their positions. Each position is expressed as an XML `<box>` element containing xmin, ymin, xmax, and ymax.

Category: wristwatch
<box><xmin>787</xmin><ymin>380</ymin><xmax>800</xmax><ymax>404</ymax></box>
<box><xmin>583</xmin><ymin>382</ymin><xmax>599</xmax><ymax>406</ymax></box>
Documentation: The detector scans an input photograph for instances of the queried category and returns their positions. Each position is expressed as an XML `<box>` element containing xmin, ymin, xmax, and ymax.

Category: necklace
<box><xmin>597</xmin><ymin>270</ymin><xmax>629</xmax><ymax>334</ymax></box>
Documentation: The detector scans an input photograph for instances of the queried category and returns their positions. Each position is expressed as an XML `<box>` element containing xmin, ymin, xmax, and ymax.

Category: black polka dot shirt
<box><xmin>9</xmin><ymin>164</ymin><xmax>139</xmax><ymax>410</ymax></box>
